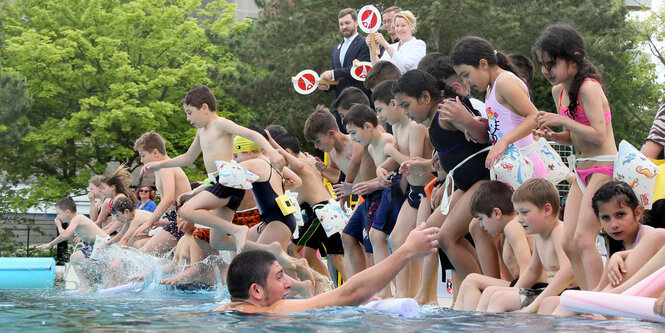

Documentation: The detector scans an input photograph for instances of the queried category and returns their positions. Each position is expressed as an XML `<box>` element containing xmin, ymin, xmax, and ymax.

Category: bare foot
<box><xmin>290</xmin><ymin>279</ymin><xmax>314</xmax><ymax>298</ymax></box>
<box><xmin>230</xmin><ymin>225</ymin><xmax>249</xmax><ymax>253</ymax></box>
<box><xmin>293</xmin><ymin>258</ymin><xmax>315</xmax><ymax>283</ymax></box>
<box><xmin>414</xmin><ymin>294</ymin><xmax>439</xmax><ymax>306</ymax></box>
<box><xmin>268</xmin><ymin>242</ymin><xmax>296</xmax><ymax>270</ymax></box>
<box><xmin>312</xmin><ymin>270</ymin><xmax>333</xmax><ymax>295</ymax></box>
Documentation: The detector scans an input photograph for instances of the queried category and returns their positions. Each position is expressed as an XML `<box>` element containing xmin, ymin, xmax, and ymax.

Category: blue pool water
<box><xmin>1</xmin><ymin>288</ymin><xmax>663</xmax><ymax>332</ymax></box>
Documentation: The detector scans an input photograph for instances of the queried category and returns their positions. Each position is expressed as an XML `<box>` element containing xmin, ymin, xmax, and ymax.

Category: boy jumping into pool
<box><xmin>38</xmin><ymin>196</ymin><xmax>109</xmax><ymax>291</ymax></box>
<box><xmin>214</xmin><ymin>223</ymin><xmax>439</xmax><ymax>313</ymax></box>
<box><xmin>141</xmin><ymin>86</ymin><xmax>286</xmax><ymax>253</ymax></box>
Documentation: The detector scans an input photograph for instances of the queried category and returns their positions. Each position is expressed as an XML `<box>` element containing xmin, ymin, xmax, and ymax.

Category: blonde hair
<box><xmin>512</xmin><ymin>178</ymin><xmax>560</xmax><ymax>215</ymax></box>
<box><xmin>394</xmin><ymin>10</ymin><xmax>417</xmax><ymax>33</ymax></box>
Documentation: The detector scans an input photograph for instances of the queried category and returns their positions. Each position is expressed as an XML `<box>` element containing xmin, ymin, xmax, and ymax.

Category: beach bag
<box><xmin>613</xmin><ymin>140</ymin><xmax>660</xmax><ymax>209</ymax></box>
<box><xmin>490</xmin><ymin>143</ymin><xmax>534</xmax><ymax>192</ymax></box>
<box><xmin>534</xmin><ymin>138</ymin><xmax>571</xmax><ymax>184</ymax></box>
<box><xmin>215</xmin><ymin>160</ymin><xmax>259</xmax><ymax>189</ymax></box>
<box><xmin>314</xmin><ymin>199</ymin><xmax>350</xmax><ymax>237</ymax></box>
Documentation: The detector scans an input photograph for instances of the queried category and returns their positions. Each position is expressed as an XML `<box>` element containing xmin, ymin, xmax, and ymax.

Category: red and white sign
<box><xmin>351</xmin><ymin>61</ymin><xmax>372</xmax><ymax>81</ymax></box>
<box><xmin>292</xmin><ymin>69</ymin><xmax>320</xmax><ymax>95</ymax></box>
<box><xmin>358</xmin><ymin>5</ymin><xmax>381</xmax><ymax>33</ymax></box>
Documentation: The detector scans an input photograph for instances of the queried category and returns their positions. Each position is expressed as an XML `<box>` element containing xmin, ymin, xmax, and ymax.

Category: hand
<box><xmin>338</xmin><ymin>195</ymin><xmax>350</xmax><ymax>211</ymax></box>
<box><xmin>54</xmin><ymin>217</ymin><xmax>62</xmax><ymax>228</ymax></box>
<box><xmin>177</xmin><ymin>191</ymin><xmax>195</xmax><ymax>207</ymax></box>
<box><xmin>607</xmin><ymin>253</ymin><xmax>627</xmax><ymax>286</ymax></box>
<box><xmin>317</xmin><ymin>83</ymin><xmax>330</xmax><ymax>91</ymax></box>
<box><xmin>374</xmin><ymin>33</ymin><xmax>389</xmax><ymax>48</ymax></box>
<box><xmin>439</xmin><ymin>97</ymin><xmax>472</xmax><ymax>126</ymax></box>
<box><xmin>72</xmin><ymin>236</ymin><xmax>82</xmax><ymax>244</ymax></box>
<box><xmin>37</xmin><ymin>243</ymin><xmax>53</xmax><ymax>249</ymax></box>
<box><xmin>140</xmin><ymin>162</ymin><xmax>160</xmax><ymax>176</ymax></box>
<box><xmin>314</xmin><ymin>156</ymin><xmax>328</xmax><ymax>173</ymax></box>
<box><xmin>431</xmin><ymin>184</ymin><xmax>444</xmax><ymax>208</ymax></box>
<box><xmin>401</xmin><ymin>223</ymin><xmax>439</xmax><ymax>258</ymax></box>
<box><xmin>537</xmin><ymin>111</ymin><xmax>566</xmax><ymax>129</ymax></box>
<box><xmin>431</xmin><ymin>154</ymin><xmax>441</xmax><ymax>171</ymax></box>
<box><xmin>485</xmin><ymin>140</ymin><xmax>508</xmax><ymax>169</ymax></box>
<box><xmin>160</xmin><ymin>274</ymin><xmax>183</xmax><ymax>286</ymax></box>
<box><xmin>268</xmin><ymin>150</ymin><xmax>287</xmax><ymax>172</ymax></box>
<box><xmin>128</xmin><ymin>275</ymin><xmax>145</xmax><ymax>282</ymax></box>
<box><xmin>132</xmin><ymin>223</ymin><xmax>150</xmax><ymax>239</ymax></box>
<box><xmin>333</xmin><ymin>182</ymin><xmax>354</xmax><ymax>198</ymax></box>
<box><xmin>532</xmin><ymin>126</ymin><xmax>556</xmax><ymax>141</ymax></box>
<box><xmin>87</xmin><ymin>191</ymin><xmax>96</xmax><ymax>201</ymax></box>
<box><xmin>320</xmin><ymin>70</ymin><xmax>333</xmax><ymax>81</ymax></box>
<box><xmin>352</xmin><ymin>180</ymin><xmax>380</xmax><ymax>196</ymax></box>
<box><xmin>376</xmin><ymin>167</ymin><xmax>393</xmax><ymax>186</ymax></box>
<box><xmin>400</xmin><ymin>157</ymin><xmax>431</xmax><ymax>177</ymax></box>
<box><xmin>97</xmin><ymin>242</ymin><xmax>108</xmax><ymax>252</ymax></box>
<box><xmin>284</xmin><ymin>178</ymin><xmax>299</xmax><ymax>189</ymax></box>
<box><xmin>654</xmin><ymin>293</ymin><xmax>665</xmax><ymax>317</ymax></box>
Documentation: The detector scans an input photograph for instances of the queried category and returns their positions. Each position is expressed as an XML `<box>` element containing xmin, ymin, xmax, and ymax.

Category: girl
<box><xmin>135</xmin><ymin>185</ymin><xmax>157</xmax><ymax>213</ymax></box>
<box><xmin>533</xmin><ymin>24</ymin><xmax>617</xmax><ymax>290</ymax></box>
<box><xmin>100</xmin><ymin>165</ymin><xmax>137</xmax><ymax>236</ymax></box>
<box><xmin>395</xmin><ymin>70</ymin><xmax>495</xmax><ymax>301</ymax></box>
<box><xmin>368</xmin><ymin>10</ymin><xmax>426</xmax><ymax>73</ymax></box>
<box><xmin>88</xmin><ymin>175</ymin><xmax>109</xmax><ymax>226</ymax></box>
<box><xmin>450</xmin><ymin>36</ymin><xmax>547</xmax><ymax>179</ymax></box>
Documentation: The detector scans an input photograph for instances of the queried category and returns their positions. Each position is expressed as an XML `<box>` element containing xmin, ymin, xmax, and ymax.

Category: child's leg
<box><xmin>574</xmin><ymin>173</ymin><xmax>611</xmax><ymax>289</ymax></box>
<box><xmin>476</xmin><ymin>285</ymin><xmax>514</xmax><ymax>311</ymax></box>
<box><xmin>537</xmin><ymin>296</ymin><xmax>561</xmax><ymax>315</ymax></box>
<box><xmin>368</xmin><ymin>229</ymin><xmax>392</xmax><ymax>297</ymax></box>
<box><xmin>438</xmin><ymin>184</ymin><xmax>485</xmax><ymax>278</ymax></box>
<box><xmin>562</xmin><ymin>181</ymin><xmax>586</xmax><ymax>288</ymax></box>
<box><xmin>486</xmin><ymin>288</ymin><xmax>522</xmax><ymax>312</ymax></box>
<box><xmin>130</xmin><ymin>236</ymin><xmax>151</xmax><ymax>249</ymax></box>
<box><xmin>469</xmin><ymin>218</ymin><xmax>500</xmax><ymax>278</ymax></box>
<box><xmin>454</xmin><ymin>273</ymin><xmax>510</xmax><ymax>311</ymax></box>
<box><xmin>389</xmin><ymin>200</ymin><xmax>418</xmax><ymax>298</ymax></box>
<box><xmin>179</xmin><ymin>191</ymin><xmax>249</xmax><ymax>252</ymax></box>
<box><xmin>139</xmin><ymin>229</ymin><xmax>178</xmax><ymax>257</ymax></box>
<box><xmin>255</xmin><ymin>220</ymin><xmax>292</xmax><ymax>251</ymax></box>
<box><xmin>302</xmin><ymin>246</ymin><xmax>331</xmax><ymax>279</ymax></box>
<box><xmin>414</xmin><ymin>200</ymin><xmax>439</xmax><ymax>305</ymax></box>
<box><xmin>331</xmin><ymin>253</ymin><xmax>347</xmax><ymax>282</ymax></box>
<box><xmin>342</xmin><ymin>202</ymin><xmax>368</xmax><ymax>278</ymax></box>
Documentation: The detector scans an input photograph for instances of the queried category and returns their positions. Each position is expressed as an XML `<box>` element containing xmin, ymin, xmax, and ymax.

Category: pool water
<box><xmin>1</xmin><ymin>288</ymin><xmax>663</xmax><ymax>332</ymax></box>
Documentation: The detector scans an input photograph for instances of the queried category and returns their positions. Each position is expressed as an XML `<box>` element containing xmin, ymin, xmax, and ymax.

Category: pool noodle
<box><xmin>560</xmin><ymin>290</ymin><xmax>665</xmax><ymax>323</ymax></box>
<box><xmin>361</xmin><ymin>298</ymin><xmax>419</xmax><ymax>318</ymax></box>
<box><xmin>621</xmin><ymin>265</ymin><xmax>665</xmax><ymax>297</ymax></box>
<box><xmin>97</xmin><ymin>282</ymin><xmax>142</xmax><ymax>295</ymax></box>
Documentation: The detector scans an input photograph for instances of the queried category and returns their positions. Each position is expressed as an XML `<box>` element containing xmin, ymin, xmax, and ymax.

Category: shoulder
<box><xmin>578</xmin><ymin>78</ymin><xmax>604</xmax><ymax>97</ymax></box>
<box><xmin>412</xmin><ymin>38</ymin><xmax>426</xmax><ymax>47</ymax></box>
<box><xmin>380</xmin><ymin>132</ymin><xmax>393</xmax><ymax>143</ymax></box>
<box><xmin>552</xmin><ymin>84</ymin><xmax>563</xmax><ymax>97</ymax></box>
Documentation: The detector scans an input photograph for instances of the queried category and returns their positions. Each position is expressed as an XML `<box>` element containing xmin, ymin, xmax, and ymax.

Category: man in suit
<box><xmin>319</xmin><ymin>8</ymin><xmax>371</xmax><ymax>134</ymax></box>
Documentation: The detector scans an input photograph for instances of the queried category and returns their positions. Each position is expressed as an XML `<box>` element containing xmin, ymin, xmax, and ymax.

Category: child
<box><xmin>274</xmin><ymin>133</ymin><xmax>346</xmax><ymax>282</ymax></box>
<box><xmin>131</xmin><ymin>131</ymin><xmax>192</xmax><ymax>256</ymax></box>
<box><xmin>509</xmin><ymin>54</ymin><xmax>535</xmax><ymax>87</ymax></box>
<box><xmin>477</xmin><ymin>178</ymin><xmax>576</xmax><ymax>313</ymax></box>
<box><xmin>394</xmin><ymin>70</ymin><xmax>493</xmax><ymax>291</ymax></box>
<box><xmin>99</xmin><ymin>165</ymin><xmax>136</xmax><ymax>236</ymax></box>
<box><xmin>38</xmin><ymin>196</ymin><xmax>109</xmax><ymax>291</ymax></box>
<box><xmin>141</xmin><ymin>85</ymin><xmax>285</xmax><ymax>253</ymax></box>
<box><xmin>87</xmin><ymin>175</ymin><xmax>108</xmax><ymax>225</ymax></box>
<box><xmin>105</xmin><ymin>196</ymin><xmax>153</xmax><ymax>249</ymax></box>
<box><xmin>450</xmin><ymin>36</ymin><xmax>546</xmax><ymax>178</ymax></box>
<box><xmin>533</xmin><ymin>24</ymin><xmax>618</xmax><ymax>290</ymax></box>
<box><xmin>370</xmin><ymin>80</ymin><xmax>434</xmax><ymax>298</ymax></box>
<box><xmin>364</xmin><ymin>60</ymin><xmax>401</xmax><ymax>92</ymax></box>
<box><xmin>453</xmin><ymin>181</ymin><xmax>535</xmax><ymax>311</ymax></box>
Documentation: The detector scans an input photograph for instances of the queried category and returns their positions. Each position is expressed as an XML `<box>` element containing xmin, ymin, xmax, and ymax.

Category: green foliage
<box><xmin>0</xmin><ymin>0</ymin><xmax>247</xmax><ymax>207</ymax></box>
<box><xmin>225</xmin><ymin>0</ymin><xmax>662</xmax><ymax>148</ymax></box>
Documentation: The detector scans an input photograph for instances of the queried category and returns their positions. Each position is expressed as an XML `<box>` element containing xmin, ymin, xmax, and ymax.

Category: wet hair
<box><xmin>266</xmin><ymin>125</ymin><xmax>288</xmax><ymax>140</ymax></box>
<box><xmin>512</xmin><ymin>178</ymin><xmax>561</xmax><ymax>215</ymax></box>
<box><xmin>417</xmin><ymin>52</ymin><xmax>447</xmax><ymax>72</ymax></box>
<box><xmin>248</xmin><ymin>124</ymin><xmax>269</xmax><ymax>140</ymax></box>
<box><xmin>372</xmin><ymin>80</ymin><xmax>397</xmax><ymax>105</ymax></box>
<box><xmin>394</xmin><ymin>10</ymin><xmax>417</xmax><ymax>33</ymax></box>
<box><xmin>451</xmin><ymin>36</ymin><xmax>520</xmax><ymax>77</ymax></box>
<box><xmin>88</xmin><ymin>175</ymin><xmax>104</xmax><ymax>187</ymax></box>
<box><xmin>364</xmin><ymin>61</ymin><xmax>401</xmax><ymax>91</ymax></box>
<box><xmin>227</xmin><ymin>250</ymin><xmax>277</xmax><ymax>300</ymax></box>
<box><xmin>338</xmin><ymin>8</ymin><xmax>357</xmax><ymax>21</ymax></box>
<box><xmin>134</xmin><ymin>132</ymin><xmax>167</xmax><ymax>155</ymax></box>
<box><xmin>343</xmin><ymin>104</ymin><xmax>378</xmax><ymax>128</ymax></box>
<box><xmin>533</xmin><ymin>24</ymin><xmax>603</xmax><ymax>120</ymax></box>
<box><xmin>274</xmin><ymin>133</ymin><xmax>301</xmax><ymax>154</ymax></box>
<box><xmin>135</xmin><ymin>185</ymin><xmax>155</xmax><ymax>201</ymax></box>
<box><xmin>509</xmin><ymin>54</ymin><xmax>535</xmax><ymax>86</ymax></box>
<box><xmin>112</xmin><ymin>196</ymin><xmax>135</xmax><ymax>215</ymax></box>
<box><xmin>591</xmin><ymin>181</ymin><xmax>640</xmax><ymax>217</ymax></box>
<box><xmin>56</xmin><ymin>196</ymin><xmax>77</xmax><ymax>213</ymax></box>
<box><xmin>182</xmin><ymin>85</ymin><xmax>217</xmax><ymax>111</ymax></box>
<box><xmin>304</xmin><ymin>105</ymin><xmax>339</xmax><ymax>141</ymax></box>
<box><xmin>470</xmin><ymin>181</ymin><xmax>515</xmax><ymax>217</ymax></box>
<box><xmin>333</xmin><ymin>87</ymin><xmax>370</xmax><ymax>111</ymax></box>
<box><xmin>102</xmin><ymin>165</ymin><xmax>137</xmax><ymax>205</ymax></box>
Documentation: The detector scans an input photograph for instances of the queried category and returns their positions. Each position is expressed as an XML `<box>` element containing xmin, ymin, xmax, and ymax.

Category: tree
<box><xmin>224</xmin><ymin>0</ymin><xmax>661</xmax><ymax>147</ymax></box>
<box><xmin>0</xmin><ymin>0</ymin><xmax>249</xmax><ymax>205</ymax></box>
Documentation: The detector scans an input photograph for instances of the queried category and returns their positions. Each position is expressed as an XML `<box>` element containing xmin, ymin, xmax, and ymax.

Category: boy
<box><xmin>274</xmin><ymin>133</ymin><xmax>347</xmax><ymax>282</ymax></box>
<box><xmin>38</xmin><ymin>196</ymin><xmax>109</xmax><ymax>291</ymax></box>
<box><xmin>130</xmin><ymin>131</ymin><xmax>192</xmax><ymax>256</ymax></box>
<box><xmin>106</xmin><ymin>196</ymin><xmax>153</xmax><ymax>249</ymax></box>
<box><xmin>364</xmin><ymin>60</ymin><xmax>401</xmax><ymax>92</ymax></box>
<box><xmin>453</xmin><ymin>181</ymin><xmax>536</xmax><ymax>311</ymax></box>
<box><xmin>304</xmin><ymin>105</ymin><xmax>376</xmax><ymax>277</ymax></box>
<box><xmin>476</xmin><ymin>178</ymin><xmax>577</xmax><ymax>313</ymax></box>
<box><xmin>141</xmin><ymin>86</ymin><xmax>285</xmax><ymax>253</ymax></box>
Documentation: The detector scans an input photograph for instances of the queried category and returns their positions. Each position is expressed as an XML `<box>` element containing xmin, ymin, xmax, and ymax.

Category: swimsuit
<box><xmin>558</xmin><ymin>78</ymin><xmax>612</xmax><ymax>126</ymax></box>
<box><xmin>231</xmin><ymin>207</ymin><xmax>262</xmax><ymax>228</ymax></box>
<box><xmin>251</xmin><ymin>160</ymin><xmax>297</xmax><ymax>234</ymax></box>
<box><xmin>293</xmin><ymin>201</ymin><xmax>344</xmax><ymax>255</ymax></box>
<box><xmin>486</xmin><ymin>71</ymin><xmax>546</xmax><ymax>178</ymax></box>
<box><xmin>193</xmin><ymin>227</ymin><xmax>210</xmax><ymax>243</ymax></box>
<box><xmin>406</xmin><ymin>185</ymin><xmax>426</xmax><ymax>209</ymax></box>
<box><xmin>205</xmin><ymin>179</ymin><xmax>245</xmax><ymax>212</ymax></box>
<box><xmin>372</xmin><ymin>173</ymin><xmax>407</xmax><ymax>234</ymax></box>
<box><xmin>343</xmin><ymin>190</ymin><xmax>383</xmax><ymax>253</ymax></box>
<box><xmin>162</xmin><ymin>210</ymin><xmax>184</xmax><ymax>240</ymax></box>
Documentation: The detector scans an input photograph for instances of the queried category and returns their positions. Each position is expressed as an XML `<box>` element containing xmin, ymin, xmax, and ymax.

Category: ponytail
<box><xmin>566</xmin><ymin>58</ymin><xmax>602</xmax><ymax>119</ymax></box>
<box><xmin>451</xmin><ymin>36</ymin><xmax>520</xmax><ymax>77</ymax></box>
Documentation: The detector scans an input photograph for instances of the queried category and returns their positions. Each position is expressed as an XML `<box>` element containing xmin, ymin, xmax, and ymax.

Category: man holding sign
<box><xmin>319</xmin><ymin>8</ymin><xmax>371</xmax><ymax>133</ymax></box>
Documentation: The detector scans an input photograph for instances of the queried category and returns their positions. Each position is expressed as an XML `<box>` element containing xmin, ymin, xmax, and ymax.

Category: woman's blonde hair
<box><xmin>394</xmin><ymin>10</ymin><xmax>417</xmax><ymax>33</ymax></box>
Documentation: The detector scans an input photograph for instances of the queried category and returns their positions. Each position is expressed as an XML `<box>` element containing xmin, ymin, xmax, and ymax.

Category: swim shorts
<box><xmin>162</xmin><ymin>210</ymin><xmax>184</xmax><ymax>240</ymax></box>
<box><xmin>293</xmin><ymin>201</ymin><xmax>344</xmax><ymax>255</ymax></box>
<box><xmin>204</xmin><ymin>183</ymin><xmax>245</xmax><ymax>211</ymax></box>
<box><xmin>193</xmin><ymin>227</ymin><xmax>210</xmax><ymax>243</ymax></box>
<box><xmin>231</xmin><ymin>208</ymin><xmax>262</xmax><ymax>228</ymax></box>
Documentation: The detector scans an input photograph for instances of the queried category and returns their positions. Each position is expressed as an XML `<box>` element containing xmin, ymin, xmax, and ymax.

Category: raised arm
<box><xmin>37</xmin><ymin>219</ymin><xmax>78</xmax><ymax>249</ymax></box>
<box><xmin>221</xmin><ymin>118</ymin><xmax>286</xmax><ymax>171</ymax></box>
<box><xmin>142</xmin><ymin>133</ymin><xmax>202</xmax><ymax>175</ymax></box>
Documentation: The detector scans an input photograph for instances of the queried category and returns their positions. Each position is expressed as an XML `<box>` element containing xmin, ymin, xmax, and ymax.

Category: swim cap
<box><xmin>233</xmin><ymin>136</ymin><xmax>261</xmax><ymax>153</ymax></box>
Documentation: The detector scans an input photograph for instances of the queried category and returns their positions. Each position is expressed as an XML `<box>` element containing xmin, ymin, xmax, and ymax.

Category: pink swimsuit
<box><xmin>486</xmin><ymin>71</ymin><xmax>546</xmax><ymax>178</ymax></box>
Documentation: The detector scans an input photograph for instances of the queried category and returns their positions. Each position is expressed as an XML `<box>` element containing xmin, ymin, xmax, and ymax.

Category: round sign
<box><xmin>350</xmin><ymin>61</ymin><xmax>372</xmax><ymax>81</ymax></box>
<box><xmin>358</xmin><ymin>5</ymin><xmax>381</xmax><ymax>33</ymax></box>
<box><xmin>292</xmin><ymin>69</ymin><xmax>320</xmax><ymax>95</ymax></box>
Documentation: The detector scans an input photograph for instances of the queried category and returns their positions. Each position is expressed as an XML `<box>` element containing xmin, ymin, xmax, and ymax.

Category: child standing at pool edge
<box><xmin>533</xmin><ymin>24</ymin><xmax>617</xmax><ymax>290</ymax></box>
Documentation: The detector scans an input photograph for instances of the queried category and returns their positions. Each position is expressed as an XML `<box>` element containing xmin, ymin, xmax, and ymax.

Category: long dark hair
<box><xmin>592</xmin><ymin>181</ymin><xmax>641</xmax><ymax>255</ymax></box>
<box><xmin>533</xmin><ymin>24</ymin><xmax>603</xmax><ymax>119</ymax></box>
<box><xmin>450</xmin><ymin>36</ymin><xmax>520</xmax><ymax>78</ymax></box>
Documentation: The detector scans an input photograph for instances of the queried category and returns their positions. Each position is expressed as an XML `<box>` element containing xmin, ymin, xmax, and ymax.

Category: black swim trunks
<box><xmin>162</xmin><ymin>210</ymin><xmax>184</xmax><ymax>240</ymax></box>
<box><xmin>204</xmin><ymin>183</ymin><xmax>245</xmax><ymax>211</ymax></box>
<box><xmin>293</xmin><ymin>201</ymin><xmax>344</xmax><ymax>255</ymax></box>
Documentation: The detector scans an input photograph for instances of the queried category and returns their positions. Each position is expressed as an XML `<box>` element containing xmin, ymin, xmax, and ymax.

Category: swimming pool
<box><xmin>1</xmin><ymin>288</ymin><xmax>663</xmax><ymax>332</ymax></box>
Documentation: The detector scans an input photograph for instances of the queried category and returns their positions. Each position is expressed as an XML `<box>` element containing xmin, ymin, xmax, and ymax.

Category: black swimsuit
<box><xmin>251</xmin><ymin>160</ymin><xmax>297</xmax><ymax>234</ymax></box>
<box><xmin>429</xmin><ymin>109</ymin><xmax>490</xmax><ymax>191</ymax></box>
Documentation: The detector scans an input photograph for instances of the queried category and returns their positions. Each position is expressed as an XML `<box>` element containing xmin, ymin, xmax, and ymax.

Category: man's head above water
<box><xmin>227</xmin><ymin>250</ymin><xmax>292</xmax><ymax>306</ymax></box>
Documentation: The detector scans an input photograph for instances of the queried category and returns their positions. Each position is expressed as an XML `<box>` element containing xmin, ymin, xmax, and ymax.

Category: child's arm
<box><xmin>513</xmin><ymin>243</ymin><xmax>543</xmax><ymax>290</ymax></box>
<box><xmin>344</xmin><ymin>142</ymin><xmax>363</xmax><ymax>184</ymax></box>
<box><xmin>94</xmin><ymin>198</ymin><xmax>111</xmax><ymax>227</ymax></box>
<box><xmin>313</xmin><ymin>155</ymin><xmax>341</xmax><ymax>183</ymax></box>
<box><xmin>439</xmin><ymin>97</ymin><xmax>490</xmax><ymax>143</ymax></box>
<box><xmin>37</xmin><ymin>218</ymin><xmax>78</xmax><ymax>249</ymax></box>
<box><xmin>133</xmin><ymin>169</ymin><xmax>178</xmax><ymax>237</ymax></box>
<box><xmin>278</xmin><ymin>149</ymin><xmax>306</xmax><ymax>172</ymax></box>
<box><xmin>377</xmin><ymin>158</ymin><xmax>399</xmax><ymax>186</ymax></box>
<box><xmin>219</xmin><ymin>118</ymin><xmax>286</xmax><ymax>170</ymax></box>
<box><xmin>88</xmin><ymin>193</ymin><xmax>99</xmax><ymax>222</ymax></box>
<box><xmin>282</xmin><ymin>166</ymin><xmax>302</xmax><ymax>190</ymax></box>
<box><xmin>142</xmin><ymin>133</ymin><xmax>202</xmax><ymax>174</ymax></box>
<box><xmin>504</xmin><ymin>220</ymin><xmax>533</xmax><ymax>275</ymax></box>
